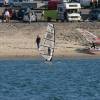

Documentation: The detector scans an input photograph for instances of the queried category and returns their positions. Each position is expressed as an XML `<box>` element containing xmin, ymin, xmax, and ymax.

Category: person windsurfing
<box><xmin>91</xmin><ymin>41</ymin><xmax>96</xmax><ymax>49</ymax></box>
<box><xmin>48</xmin><ymin>47</ymin><xmax>51</xmax><ymax>56</ymax></box>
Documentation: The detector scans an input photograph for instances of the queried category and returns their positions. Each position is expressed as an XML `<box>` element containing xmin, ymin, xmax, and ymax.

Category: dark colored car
<box><xmin>17</xmin><ymin>7</ymin><xmax>30</xmax><ymax>20</ymax></box>
<box><xmin>89</xmin><ymin>9</ymin><xmax>100</xmax><ymax>21</ymax></box>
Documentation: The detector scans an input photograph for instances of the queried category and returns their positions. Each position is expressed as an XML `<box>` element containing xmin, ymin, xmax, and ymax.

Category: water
<box><xmin>0</xmin><ymin>58</ymin><xmax>100</xmax><ymax>100</ymax></box>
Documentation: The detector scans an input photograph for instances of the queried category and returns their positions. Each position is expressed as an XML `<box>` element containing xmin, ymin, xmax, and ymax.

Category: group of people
<box><xmin>3</xmin><ymin>9</ymin><xmax>10</xmax><ymax>23</ymax></box>
<box><xmin>1</xmin><ymin>8</ymin><xmax>18</xmax><ymax>23</ymax></box>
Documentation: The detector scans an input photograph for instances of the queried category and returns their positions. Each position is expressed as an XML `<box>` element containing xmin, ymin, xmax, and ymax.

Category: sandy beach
<box><xmin>0</xmin><ymin>22</ymin><xmax>100</xmax><ymax>58</ymax></box>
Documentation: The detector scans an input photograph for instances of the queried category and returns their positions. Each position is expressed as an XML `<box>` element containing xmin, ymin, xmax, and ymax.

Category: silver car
<box><xmin>23</xmin><ymin>11</ymin><xmax>37</xmax><ymax>22</ymax></box>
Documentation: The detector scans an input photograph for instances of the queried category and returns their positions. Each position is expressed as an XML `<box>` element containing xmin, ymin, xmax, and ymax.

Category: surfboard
<box><xmin>39</xmin><ymin>23</ymin><xmax>55</xmax><ymax>61</ymax></box>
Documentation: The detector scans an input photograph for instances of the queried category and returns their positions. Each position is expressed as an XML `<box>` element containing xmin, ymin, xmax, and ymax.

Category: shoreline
<box><xmin>0</xmin><ymin>52</ymin><xmax>100</xmax><ymax>60</ymax></box>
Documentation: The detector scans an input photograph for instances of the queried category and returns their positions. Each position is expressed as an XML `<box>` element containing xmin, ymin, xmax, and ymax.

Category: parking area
<box><xmin>0</xmin><ymin>7</ymin><xmax>100</xmax><ymax>23</ymax></box>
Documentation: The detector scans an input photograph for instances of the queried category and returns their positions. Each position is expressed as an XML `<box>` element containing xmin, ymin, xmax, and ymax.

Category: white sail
<box><xmin>76</xmin><ymin>28</ymin><xmax>97</xmax><ymax>43</ymax></box>
<box><xmin>39</xmin><ymin>23</ymin><xmax>55</xmax><ymax>61</ymax></box>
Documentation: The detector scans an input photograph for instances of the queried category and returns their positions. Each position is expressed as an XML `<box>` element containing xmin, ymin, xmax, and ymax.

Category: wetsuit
<box><xmin>48</xmin><ymin>47</ymin><xmax>51</xmax><ymax>56</ymax></box>
<box><xmin>36</xmin><ymin>36</ymin><xmax>41</xmax><ymax>48</ymax></box>
<box><xmin>91</xmin><ymin>42</ymin><xmax>96</xmax><ymax>49</ymax></box>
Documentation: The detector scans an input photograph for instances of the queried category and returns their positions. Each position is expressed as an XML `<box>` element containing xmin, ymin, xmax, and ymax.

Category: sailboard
<box><xmin>39</xmin><ymin>23</ymin><xmax>55</xmax><ymax>61</ymax></box>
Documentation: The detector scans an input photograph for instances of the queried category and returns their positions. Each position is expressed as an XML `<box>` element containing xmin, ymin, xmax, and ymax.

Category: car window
<box><xmin>90</xmin><ymin>10</ymin><xmax>100</xmax><ymax>14</ymax></box>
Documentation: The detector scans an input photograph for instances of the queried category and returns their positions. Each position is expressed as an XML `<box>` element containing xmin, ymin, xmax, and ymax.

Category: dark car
<box><xmin>89</xmin><ymin>9</ymin><xmax>100</xmax><ymax>21</ymax></box>
<box><xmin>17</xmin><ymin>7</ymin><xmax>30</xmax><ymax>20</ymax></box>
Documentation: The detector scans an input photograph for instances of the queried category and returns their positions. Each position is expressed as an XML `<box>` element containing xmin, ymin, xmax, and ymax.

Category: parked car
<box><xmin>23</xmin><ymin>11</ymin><xmax>37</xmax><ymax>22</ymax></box>
<box><xmin>17</xmin><ymin>7</ymin><xmax>30</xmax><ymax>20</ymax></box>
<box><xmin>89</xmin><ymin>9</ymin><xmax>100</xmax><ymax>21</ymax></box>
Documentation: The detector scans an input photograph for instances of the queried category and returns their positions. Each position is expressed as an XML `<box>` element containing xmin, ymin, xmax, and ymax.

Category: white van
<box><xmin>57</xmin><ymin>2</ymin><xmax>82</xmax><ymax>21</ymax></box>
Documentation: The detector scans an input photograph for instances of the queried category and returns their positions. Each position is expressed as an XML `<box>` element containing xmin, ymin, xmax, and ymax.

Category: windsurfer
<box><xmin>48</xmin><ymin>47</ymin><xmax>51</xmax><ymax>56</ymax></box>
<box><xmin>91</xmin><ymin>41</ymin><xmax>96</xmax><ymax>49</ymax></box>
<box><xmin>36</xmin><ymin>35</ymin><xmax>41</xmax><ymax>49</ymax></box>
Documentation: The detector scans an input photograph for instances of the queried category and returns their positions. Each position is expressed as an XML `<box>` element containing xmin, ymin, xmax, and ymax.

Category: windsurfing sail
<box><xmin>77</xmin><ymin>28</ymin><xmax>100</xmax><ymax>44</ymax></box>
<box><xmin>39</xmin><ymin>23</ymin><xmax>55</xmax><ymax>61</ymax></box>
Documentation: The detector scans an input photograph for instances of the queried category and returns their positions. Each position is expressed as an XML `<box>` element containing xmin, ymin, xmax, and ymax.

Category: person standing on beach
<box><xmin>28</xmin><ymin>11</ymin><xmax>32</xmax><ymax>24</ymax></box>
<box><xmin>4</xmin><ymin>9</ymin><xmax>10</xmax><ymax>23</ymax></box>
<box><xmin>41</xmin><ymin>10</ymin><xmax>44</xmax><ymax>20</ymax></box>
<box><xmin>36</xmin><ymin>35</ymin><xmax>41</xmax><ymax>49</ymax></box>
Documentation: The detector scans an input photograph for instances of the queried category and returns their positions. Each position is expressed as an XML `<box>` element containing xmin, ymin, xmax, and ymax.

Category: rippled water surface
<box><xmin>0</xmin><ymin>58</ymin><xmax>100</xmax><ymax>100</ymax></box>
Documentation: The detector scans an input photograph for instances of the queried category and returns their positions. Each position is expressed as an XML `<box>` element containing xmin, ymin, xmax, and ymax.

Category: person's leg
<box><xmin>29</xmin><ymin>15</ymin><xmax>31</xmax><ymax>24</ymax></box>
<box><xmin>37</xmin><ymin>43</ymin><xmax>39</xmax><ymax>48</ymax></box>
<box><xmin>48</xmin><ymin>48</ymin><xmax>51</xmax><ymax>56</ymax></box>
<box><xmin>29</xmin><ymin>17</ymin><xmax>31</xmax><ymax>23</ymax></box>
<box><xmin>8</xmin><ymin>16</ymin><xmax>10</xmax><ymax>23</ymax></box>
<box><xmin>91</xmin><ymin>45</ymin><xmax>93</xmax><ymax>48</ymax></box>
<box><xmin>6</xmin><ymin>16</ymin><xmax>8</xmax><ymax>22</ymax></box>
<box><xmin>2</xmin><ymin>15</ymin><xmax>4</xmax><ymax>23</ymax></box>
<box><xmin>94</xmin><ymin>45</ymin><xmax>96</xmax><ymax>49</ymax></box>
<box><xmin>37</xmin><ymin>42</ymin><xmax>39</xmax><ymax>49</ymax></box>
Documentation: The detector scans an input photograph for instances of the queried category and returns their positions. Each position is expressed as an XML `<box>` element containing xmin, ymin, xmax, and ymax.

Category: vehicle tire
<box><xmin>56</xmin><ymin>19</ymin><xmax>58</xmax><ymax>22</ymax></box>
<box><xmin>61</xmin><ymin>19</ymin><xmax>64</xmax><ymax>22</ymax></box>
<box><xmin>35</xmin><ymin>18</ymin><xmax>37</xmax><ymax>22</ymax></box>
<box><xmin>47</xmin><ymin>17</ymin><xmax>51</xmax><ymax>22</ymax></box>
